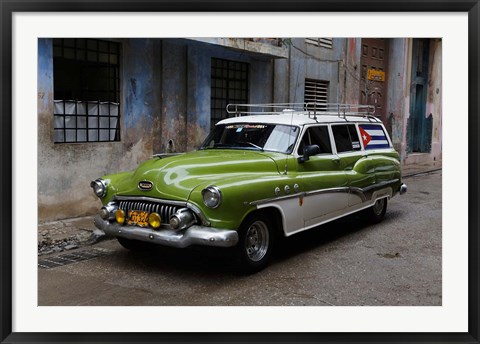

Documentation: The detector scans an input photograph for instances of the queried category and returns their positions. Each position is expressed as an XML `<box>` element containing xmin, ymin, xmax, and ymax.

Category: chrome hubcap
<box><xmin>373</xmin><ymin>198</ymin><xmax>385</xmax><ymax>216</ymax></box>
<box><xmin>245</xmin><ymin>220</ymin><xmax>269</xmax><ymax>262</ymax></box>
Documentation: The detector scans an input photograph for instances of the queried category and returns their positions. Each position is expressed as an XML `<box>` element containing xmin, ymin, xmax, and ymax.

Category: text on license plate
<box><xmin>128</xmin><ymin>210</ymin><xmax>149</xmax><ymax>227</ymax></box>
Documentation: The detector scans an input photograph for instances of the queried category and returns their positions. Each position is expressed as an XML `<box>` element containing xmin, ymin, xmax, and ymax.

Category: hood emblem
<box><xmin>138</xmin><ymin>180</ymin><xmax>154</xmax><ymax>191</ymax></box>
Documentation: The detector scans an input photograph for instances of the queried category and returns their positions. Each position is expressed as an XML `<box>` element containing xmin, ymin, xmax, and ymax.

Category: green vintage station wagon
<box><xmin>91</xmin><ymin>103</ymin><xmax>407</xmax><ymax>272</ymax></box>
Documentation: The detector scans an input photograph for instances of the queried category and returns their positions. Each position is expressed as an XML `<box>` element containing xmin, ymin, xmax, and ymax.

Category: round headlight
<box><xmin>90</xmin><ymin>179</ymin><xmax>107</xmax><ymax>198</ymax></box>
<box><xmin>202</xmin><ymin>186</ymin><xmax>222</xmax><ymax>208</ymax></box>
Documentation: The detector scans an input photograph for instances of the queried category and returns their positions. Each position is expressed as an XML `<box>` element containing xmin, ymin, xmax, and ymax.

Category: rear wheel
<box><xmin>363</xmin><ymin>198</ymin><xmax>387</xmax><ymax>224</ymax></box>
<box><xmin>235</xmin><ymin>213</ymin><xmax>274</xmax><ymax>273</ymax></box>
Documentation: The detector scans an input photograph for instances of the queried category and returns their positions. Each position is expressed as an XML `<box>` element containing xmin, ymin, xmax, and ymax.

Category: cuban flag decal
<box><xmin>359</xmin><ymin>125</ymin><xmax>390</xmax><ymax>150</ymax></box>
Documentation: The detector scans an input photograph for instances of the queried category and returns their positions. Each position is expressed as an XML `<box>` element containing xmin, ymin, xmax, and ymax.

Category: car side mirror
<box><xmin>298</xmin><ymin>144</ymin><xmax>320</xmax><ymax>163</ymax></box>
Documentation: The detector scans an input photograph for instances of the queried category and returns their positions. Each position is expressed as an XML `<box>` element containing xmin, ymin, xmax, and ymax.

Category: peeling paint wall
<box><xmin>344</xmin><ymin>38</ymin><xmax>362</xmax><ymax>104</ymax></box>
<box><xmin>426</xmin><ymin>39</ymin><xmax>442</xmax><ymax>162</ymax></box>
<box><xmin>161</xmin><ymin>40</ymin><xmax>188</xmax><ymax>153</ymax></box>
<box><xmin>386</xmin><ymin>38</ymin><xmax>410</xmax><ymax>158</ymax></box>
<box><xmin>186</xmin><ymin>44</ymin><xmax>211</xmax><ymax>151</ymax></box>
<box><xmin>273</xmin><ymin>58</ymin><xmax>290</xmax><ymax>103</ymax></box>
<box><xmin>385</xmin><ymin>38</ymin><xmax>442</xmax><ymax>166</ymax></box>
<box><xmin>38</xmin><ymin>38</ymin><xmax>162</xmax><ymax>221</ymax></box>
<box><xmin>286</xmin><ymin>38</ymin><xmax>344</xmax><ymax>103</ymax></box>
<box><xmin>161</xmin><ymin>39</ymin><xmax>277</xmax><ymax>152</ymax></box>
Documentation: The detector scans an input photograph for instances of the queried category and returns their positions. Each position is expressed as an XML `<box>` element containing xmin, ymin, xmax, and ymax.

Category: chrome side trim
<box><xmin>113</xmin><ymin>196</ymin><xmax>187</xmax><ymax>207</ymax></box>
<box><xmin>247</xmin><ymin>187</ymin><xmax>350</xmax><ymax>206</ymax></box>
<box><xmin>304</xmin><ymin>186</ymin><xmax>350</xmax><ymax>197</ymax></box>
<box><xmin>247</xmin><ymin>192</ymin><xmax>307</xmax><ymax>206</ymax></box>
<box><xmin>349</xmin><ymin>187</ymin><xmax>367</xmax><ymax>202</ymax></box>
<box><xmin>94</xmin><ymin>215</ymin><xmax>238</xmax><ymax>248</ymax></box>
<box><xmin>247</xmin><ymin>180</ymin><xmax>400</xmax><ymax>206</ymax></box>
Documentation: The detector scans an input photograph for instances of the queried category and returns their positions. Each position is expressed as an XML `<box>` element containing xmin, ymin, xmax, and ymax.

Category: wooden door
<box><xmin>360</xmin><ymin>39</ymin><xmax>389</xmax><ymax>124</ymax></box>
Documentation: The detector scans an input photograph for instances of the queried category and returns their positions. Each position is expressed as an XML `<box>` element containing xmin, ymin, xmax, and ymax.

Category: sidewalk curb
<box><xmin>38</xmin><ymin>216</ymin><xmax>111</xmax><ymax>255</ymax></box>
<box><xmin>403</xmin><ymin>168</ymin><xmax>442</xmax><ymax>178</ymax></box>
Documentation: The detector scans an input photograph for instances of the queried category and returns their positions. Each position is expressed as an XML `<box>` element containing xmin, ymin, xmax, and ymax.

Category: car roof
<box><xmin>217</xmin><ymin>112</ymin><xmax>383</xmax><ymax>127</ymax></box>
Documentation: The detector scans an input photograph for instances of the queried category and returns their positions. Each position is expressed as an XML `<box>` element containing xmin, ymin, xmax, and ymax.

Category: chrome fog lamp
<box><xmin>169</xmin><ymin>208</ymin><xmax>196</xmax><ymax>230</ymax></box>
<box><xmin>201</xmin><ymin>186</ymin><xmax>222</xmax><ymax>208</ymax></box>
<box><xmin>90</xmin><ymin>179</ymin><xmax>107</xmax><ymax>198</ymax></box>
<box><xmin>100</xmin><ymin>202</ymin><xmax>118</xmax><ymax>220</ymax></box>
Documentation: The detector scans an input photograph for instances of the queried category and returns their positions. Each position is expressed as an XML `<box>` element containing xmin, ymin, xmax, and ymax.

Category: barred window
<box><xmin>211</xmin><ymin>58</ymin><xmax>249</xmax><ymax>130</ymax></box>
<box><xmin>53</xmin><ymin>38</ymin><xmax>121</xmax><ymax>143</ymax></box>
<box><xmin>305</xmin><ymin>38</ymin><xmax>333</xmax><ymax>49</ymax></box>
<box><xmin>305</xmin><ymin>78</ymin><xmax>329</xmax><ymax>111</ymax></box>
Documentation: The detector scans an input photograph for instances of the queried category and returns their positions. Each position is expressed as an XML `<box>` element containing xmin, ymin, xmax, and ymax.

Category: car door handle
<box><xmin>331</xmin><ymin>157</ymin><xmax>340</xmax><ymax>163</ymax></box>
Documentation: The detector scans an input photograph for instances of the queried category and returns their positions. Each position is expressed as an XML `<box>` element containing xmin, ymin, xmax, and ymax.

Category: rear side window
<box><xmin>298</xmin><ymin>126</ymin><xmax>332</xmax><ymax>155</ymax></box>
<box><xmin>332</xmin><ymin>124</ymin><xmax>361</xmax><ymax>153</ymax></box>
<box><xmin>358</xmin><ymin>124</ymin><xmax>390</xmax><ymax>150</ymax></box>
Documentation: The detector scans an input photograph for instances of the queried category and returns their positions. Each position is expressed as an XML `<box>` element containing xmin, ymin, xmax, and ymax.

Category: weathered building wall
<box><xmin>386</xmin><ymin>38</ymin><xmax>442</xmax><ymax>166</ymax></box>
<box><xmin>186</xmin><ymin>44</ymin><xmax>211</xmax><ymax>151</ymax></box>
<box><xmin>161</xmin><ymin>39</ymin><xmax>276</xmax><ymax>152</ymax></box>
<box><xmin>286</xmin><ymin>38</ymin><xmax>344</xmax><ymax>104</ymax></box>
<box><xmin>38</xmin><ymin>38</ymin><xmax>162</xmax><ymax>221</ymax></box>
<box><xmin>344</xmin><ymin>38</ymin><xmax>362</xmax><ymax>105</ymax></box>
<box><xmin>426</xmin><ymin>39</ymin><xmax>442</xmax><ymax>162</ymax></box>
<box><xmin>386</xmin><ymin>38</ymin><xmax>410</xmax><ymax>158</ymax></box>
<box><xmin>273</xmin><ymin>57</ymin><xmax>290</xmax><ymax>103</ymax></box>
<box><xmin>161</xmin><ymin>40</ymin><xmax>188</xmax><ymax>153</ymax></box>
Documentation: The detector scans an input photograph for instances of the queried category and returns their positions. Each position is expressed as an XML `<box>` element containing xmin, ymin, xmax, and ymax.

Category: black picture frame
<box><xmin>1</xmin><ymin>1</ymin><xmax>478</xmax><ymax>343</ymax></box>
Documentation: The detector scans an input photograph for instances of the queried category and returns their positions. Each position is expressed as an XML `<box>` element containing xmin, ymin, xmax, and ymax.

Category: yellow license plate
<box><xmin>128</xmin><ymin>210</ymin><xmax>149</xmax><ymax>227</ymax></box>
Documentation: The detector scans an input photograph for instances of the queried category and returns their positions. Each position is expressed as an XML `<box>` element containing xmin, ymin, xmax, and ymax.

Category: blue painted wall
<box><xmin>38</xmin><ymin>38</ymin><xmax>163</xmax><ymax>221</ymax></box>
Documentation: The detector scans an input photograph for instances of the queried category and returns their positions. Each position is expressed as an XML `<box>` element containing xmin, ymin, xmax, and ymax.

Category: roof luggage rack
<box><xmin>226</xmin><ymin>103</ymin><xmax>377</xmax><ymax>120</ymax></box>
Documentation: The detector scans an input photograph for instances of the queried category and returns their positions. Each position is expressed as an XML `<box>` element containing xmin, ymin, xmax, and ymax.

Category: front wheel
<box><xmin>235</xmin><ymin>214</ymin><xmax>274</xmax><ymax>273</ymax></box>
<box><xmin>362</xmin><ymin>198</ymin><xmax>388</xmax><ymax>224</ymax></box>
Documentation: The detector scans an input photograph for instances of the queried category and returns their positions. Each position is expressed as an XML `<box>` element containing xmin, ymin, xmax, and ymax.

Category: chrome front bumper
<box><xmin>94</xmin><ymin>215</ymin><xmax>239</xmax><ymax>248</ymax></box>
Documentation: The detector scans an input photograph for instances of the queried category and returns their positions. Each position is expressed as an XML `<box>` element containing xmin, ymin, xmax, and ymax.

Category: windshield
<box><xmin>200</xmin><ymin>123</ymin><xmax>300</xmax><ymax>154</ymax></box>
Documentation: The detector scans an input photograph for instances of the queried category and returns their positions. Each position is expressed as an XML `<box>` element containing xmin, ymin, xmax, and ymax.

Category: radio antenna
<box><xmin>283</xmin><ymin>109</ymin><xmax>296</xmax><ymax>175</ymax></box>
<box><xmin>284</xmin><ymin>64</ymin><xmax>301</xmax><ymax>175</ymax></box>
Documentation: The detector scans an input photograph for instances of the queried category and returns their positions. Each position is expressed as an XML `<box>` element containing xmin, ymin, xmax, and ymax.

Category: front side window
<box><xmin>200</xmin><ymin>123</ymin><xmax>299</xmax><ymax>154</ymax></box>
<box><xmin>298</xmin><ymin>126</ymin><xmax>332</xmax><ymax>156</ymax></box>
<box><xmin>332</xmin><ymin>124</ymin><xmax>361</xmax><ymax>153</ymax></box>
<box><xmin>53</xmin><ymin>38</ymin><xmax>121</xmax><ymax>143</ymax></box>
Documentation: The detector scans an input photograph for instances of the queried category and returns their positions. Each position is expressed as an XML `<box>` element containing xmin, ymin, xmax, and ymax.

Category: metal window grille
<box><xmin>305</xmin><ymin>38</ymin><xmax>333</xmax><ymax>49</ymax></box>
<box><xmin>304</xmin><ymin>79</ymin><xmax>329</xmax><ymax>111</ymax></box>
<box><xmin>53</xmin><ymin>38</ymin><xmax>121</xmax><ymax>143</ymax></box>
<box><xmin>211</xmin><ymin>58</ymin><xmax>249</xmax><ymax>129</ymax></box>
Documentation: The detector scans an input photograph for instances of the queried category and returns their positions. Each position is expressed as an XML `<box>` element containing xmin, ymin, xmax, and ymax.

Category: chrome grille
<box><xmin>118</xmin><ymin>200</ymin><xmax>179</xmax><ymax>221</ymax></box>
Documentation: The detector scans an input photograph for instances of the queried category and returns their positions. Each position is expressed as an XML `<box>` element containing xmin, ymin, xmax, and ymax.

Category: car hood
<box><xmin>107</xmin><ymin>149</ymin><xmax>282</xmax><ymax>201</ymax></box>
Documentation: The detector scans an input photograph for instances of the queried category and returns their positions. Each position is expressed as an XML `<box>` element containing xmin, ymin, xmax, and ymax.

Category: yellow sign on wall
<box><xmin>367</xmin><ymin>69</ymin><xmax>386</xmax><ymax>82</ymax></box>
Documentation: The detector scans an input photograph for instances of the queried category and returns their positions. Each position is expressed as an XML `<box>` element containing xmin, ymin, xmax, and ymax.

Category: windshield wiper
<box><xmin>234</xmin><ymin>141</ymin><xmax>263</xmax><ymax>151</ymax></box>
